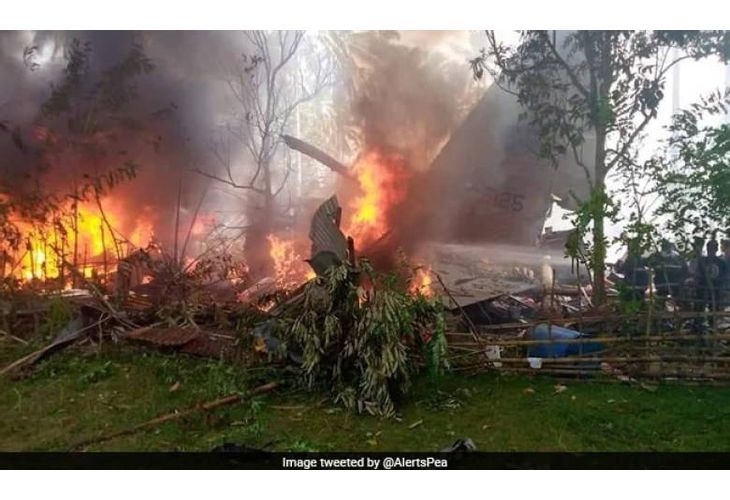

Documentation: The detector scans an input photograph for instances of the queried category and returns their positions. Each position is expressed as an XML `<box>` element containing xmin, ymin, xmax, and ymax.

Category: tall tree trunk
<box><xmin>244</xmin><ymin>159</ymin><xmax>276</xmax><ymax>280</ymax></box>
<box><xmin>592</xmin><ymin>129</ymin><xmax>608</xmax><ymax>305</ymax></box>
<box><xmin>592</xmin><ymin>203</ymin><xmax>606</xmax><ymax>304</ymax></box>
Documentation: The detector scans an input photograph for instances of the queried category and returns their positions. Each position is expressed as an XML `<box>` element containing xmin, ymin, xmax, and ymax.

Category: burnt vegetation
<box><xmin>2</xmin><ymin>31</ymin><xmax>730</xmax><ymax>451</ymax></box>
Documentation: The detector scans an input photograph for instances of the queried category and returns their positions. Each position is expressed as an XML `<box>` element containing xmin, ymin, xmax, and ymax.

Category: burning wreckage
<box><xmin>2</xmin><ymin>84</ymin><xmax>728</xmax><ymax>423</ymax></box>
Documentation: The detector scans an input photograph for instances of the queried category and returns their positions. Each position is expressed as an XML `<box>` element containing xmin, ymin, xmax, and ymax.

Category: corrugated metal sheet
<box><xmin>179</xmin><ymin>334</ymin><xmax>249</xmax><ymax>362</ymax></box>
<box><xmin>308</xmin><ymin>195</ymin><xmax>348</xmax><ymax>274</ymax></box>
<box><xmin>126</xmin><ymin>326</ymin><xmax>200</xmax><ymax>347</ymax></box>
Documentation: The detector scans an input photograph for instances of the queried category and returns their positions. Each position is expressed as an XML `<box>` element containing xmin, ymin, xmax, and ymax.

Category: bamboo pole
<box><xmin>173</xmin><ymin>171</ymin><xmax>183</xmax><ymax>265</ymax></box>
<box><xmin>42</xmin><ymin>237</ymin><xmax>48</xmax><ymax>282</ymax></box>
<box><xmin>433</xmin><ymin>271</ymin><xmax>483</xmax><ymax>351</ymax></box>
<box><xmin>27</xmin><ymin>238</ymin><xmax>35</xmax><ymax>280</ymax></box>
<box><xmin>451</xmin><ymin>364</ymin><xmax>730</xmax><ymax>380</ymax></box>
<box><xmin>70</xmin><ymin>381</ymin><xmax>280</xmax><ymax>450</ymax></box>
<box><xmin>451</xmin><ymin>355</ymin><xmax>730</xmax><ymax>365</ymax></box>
<box><xmin>445</xmin><ymin>332</ymin><xmax>730</xmax><ymax>347</ymax></box>
<box><xmin>60</xmin><ymin>237</ymin><xmax>66</xmax><ymax>286</ymax></box>
<box><xmin>73</xmin><ymin>197</ymin><xmax>79</xmax><ymax>288</ymax></box>
<box><xmin>52</xmin><ymin>224</ymin><xmax>58</xmax><ymax>282</ymax></box>
<box><xmin>179</xmin><ymin>180</ymin><xmax>210</xmax><ymax>267</ymax></box>
<box><xmin>100</xmin><ymin>223</ymin><xmax>108</xmax><ymax>289</ymax></box>
<box><xmin>82</xmin><ymin>243</ymin><xmax>88</xmax><ymax>280</ymax></box>
<box><xmin>462</xmin><ymin>309</ymin><xmax>730</xmax><ymax>333</ymax></box>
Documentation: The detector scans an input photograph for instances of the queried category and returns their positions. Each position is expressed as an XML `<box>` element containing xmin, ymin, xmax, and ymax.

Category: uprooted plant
<box><xmin>269</xmin><ymin>261</ymin><xmax>447</xmax><ymax>417</ymax></box>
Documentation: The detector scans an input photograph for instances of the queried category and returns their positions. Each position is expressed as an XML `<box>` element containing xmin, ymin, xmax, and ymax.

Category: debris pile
<box><xmin>0</xmin><ymin>196</ymin><xmax>448</xmax><ymax>417</ymax></box>
<box><xmin>4</xmin><ymin>194</ymin><xmax>730</xmax><ymax>422</ymax></box>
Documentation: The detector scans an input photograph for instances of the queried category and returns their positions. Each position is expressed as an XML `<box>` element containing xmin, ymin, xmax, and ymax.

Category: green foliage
<box><xmin>471</xmin><ymin>30</ymin><xmax>730</xmax><ymax>172</ymax></box>
<box><xmin>42</xmin><ymin>297</ymin><xmax>75</xmax><ymax>340</ymax></box>
<box><xmin>651</xmin><ymin>90</ymin><xmax>730</xmax><ymax>246</ymax></box>
<box><xmin>287</xmin><ymin>439</ymin><xmax>320</xmax><ymax>452</ymax></box>
<box><xmin>42</xmin><ymin>39</ymin><xmax>154</xmax><ymax>126</ymax></box>
<box><xmin>273</xmin><ymin>262</ymin><xmax>447</xmax><ymax>417</ymax></box>
<box><xmin>616</xmin><ymin>216</ymin><xmax>659</xmax><ymax>258</ymax></box>
<box><xmin>77</xmin><ymin>361</ymin><xmax>114</xmax><ymax>387</ymax></box>
<box><xmin>41</xmin><ymin>39</ymin><xmax>92</xmax><ymax>119</ymax></box>
<box><xmin>472</xmin><ymin>30</ymin><xmax>729</xmax><ymax>301</ymax></box>
<box><xmin>565</xmin><ymin>186</ymin><xmax>619</xmax><ymax>267</ymax></box>
<box><xmin>8</xmin><ymin>346</ymin><xmax>730</xmax><ymax>451</ymax></box>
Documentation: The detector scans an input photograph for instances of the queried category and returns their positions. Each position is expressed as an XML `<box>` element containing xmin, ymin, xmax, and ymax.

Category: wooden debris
<box><xmin>408</xmin><ymin>419</ymin><xmax>424</xmax><ymax>430</ymax></box>
<box><xmin>0</xmin><ymin>317</ymin><xmax>110</xmax><ymax>377</ymax></box>
<box><xmin>434</xmin><ymin>271</ymin><xmax>483</xmax><ymax>350</ymax></box>
<box><xmin>71</xmin><ymin>381</ymin><xmax>280</xmax><ymax>450</ymax></box>
<box><xmin>0</xmin><ymin>330</ymin><xmax>28</xmax><ymax>345</ymax></box>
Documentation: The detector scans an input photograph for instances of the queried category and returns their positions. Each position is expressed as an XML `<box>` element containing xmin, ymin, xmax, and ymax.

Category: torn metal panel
<box><xmin>420</xmin><ymin>242</ymin><xmax>540</xmax><ymax>309</ymax></box>
<box><xmin>422</xmin><ymin>84</ymin><xmax>596</xmax><ymax>245</ymax></box>
<box><xmin>125</xmin><ymin>326</ymin><xmax>200</xmax><ymax>347</ymax></box>
<box><xmin>308</xmin><ymin>195</ymin><xmax>348</xmax><ymax>275</ymax></box>
<box><xmin>179</xmin><ymin>333</ymin><xmax>247</xmax><ymax>362</ymax></box>
<box><xmin>125</xmin><ymin>326</ymin><xmax>248</xmax><ymax>362</ymax></box>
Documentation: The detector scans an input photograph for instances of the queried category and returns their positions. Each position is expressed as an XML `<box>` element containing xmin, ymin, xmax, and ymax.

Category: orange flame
<box><xmin>267</xmin><ymin>234</ymin><xmax>314</xmax><ymax>289</ymax></box>
<box><xmin>5</xmin><ymin>198</ymin><xmax>156</xmax><ymax>284</ymax></box>
<box><xmin>345</xmin><ymin>151</ymin><xmax>411</xmax><ymax>248</ymax></box>
<box><xmin>409</xmin><ymin>266</ymin><xmax>434</xmax><ymax>298</ymax></box>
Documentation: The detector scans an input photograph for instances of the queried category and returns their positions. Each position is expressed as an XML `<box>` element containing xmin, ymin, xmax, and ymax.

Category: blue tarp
<box><xmin>527</xmin><ymin>323</ymin><xmax>604</xmax><ymax>358</ymax></box>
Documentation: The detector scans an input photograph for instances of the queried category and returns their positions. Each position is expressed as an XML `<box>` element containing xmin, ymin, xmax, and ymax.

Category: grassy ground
<box><xmin>2</xmin><ymin>340</ymin><xmax>730</xmax><ymax>452</ymax></box>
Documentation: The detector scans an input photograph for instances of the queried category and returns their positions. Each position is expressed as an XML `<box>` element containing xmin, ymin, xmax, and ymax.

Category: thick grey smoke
<box><xmin>0</xmin><ymin>30</ymin><xmax>246</xmax><ymax>250</ymax></box>
<box><xmin>341</xmin><ymin>30</ymin><xmax>480</xmax><ymax>170</ymax></box>
<box><xmin>331</xmin><ymin>31</ymin><xmax>490</xmax><ymax>261</ymax></box>
<box><xmin>2</xmin><ymin>30</ymin><xmax>556</xmax><ymax>265</ymax></box>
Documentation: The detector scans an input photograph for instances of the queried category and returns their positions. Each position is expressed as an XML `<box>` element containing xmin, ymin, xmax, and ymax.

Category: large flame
<box><xmin>267</xmin><ymin>234</ymin><xmax>315</xmax><ymax>289</ymax></box>
<box><xmin>5</xmin><ymin>198</ymin><xmax>155</xmax><ymax>284</ymax></box>
<box><xmin>345</xmin><ymin>150</ymin><xmax>411</xmax><ymax>248</ymax></box>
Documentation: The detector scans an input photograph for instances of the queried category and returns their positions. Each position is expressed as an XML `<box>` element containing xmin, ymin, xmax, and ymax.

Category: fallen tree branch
<box><xmin>281</xmin><ymin>134</ymin><xmax>356</xmax><ymax>182</ymax></box>
<box><xmin>433</xmin><ymin>271</ymin><xmax>484</xmax><ymax>351</ymax></box>
<box><xmin>48</xmin><ymin>244</ymin><xmax>138</xmax><ymax>330</ymax></box>
<box><xmin>70</xmin><ymin>381</ymin><xmax>280</xmax><ymax>450</ymax></box>
<box><xmin>0</xmin><ymin>330</ymin><xmax>28</xmax><ymax>345</ymax></box>
<box><xmin>0</xmin><ymin>317</ymin><xmax>110</xmax><ymax>376</ymax></box>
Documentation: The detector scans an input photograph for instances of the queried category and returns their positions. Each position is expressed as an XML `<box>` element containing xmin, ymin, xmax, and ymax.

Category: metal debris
<box><xmin>308</xmin><ymin>196</ymin><xmax>348</xmax><ymax>276</ymax></box>
<box><xmin>125</xmin><ymin>326</ymin><xmax>200</xmax><ymax>347</ymax></box>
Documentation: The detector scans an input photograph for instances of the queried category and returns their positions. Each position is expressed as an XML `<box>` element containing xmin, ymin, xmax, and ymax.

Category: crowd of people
<box><xmin>615</xmin><ymin>236</ymin><xmax>730</xmax><ymax>331</ymax></box>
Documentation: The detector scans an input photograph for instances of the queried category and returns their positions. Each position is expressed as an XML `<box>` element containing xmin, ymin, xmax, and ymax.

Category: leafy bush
<box><xmin>272</xmin><ymin>262</ymin><xmax>447</xmax><ymax>417</ymax></box>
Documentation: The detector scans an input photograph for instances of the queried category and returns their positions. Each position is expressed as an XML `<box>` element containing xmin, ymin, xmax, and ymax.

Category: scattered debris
<box><xmin>0</xmin><ymin>329</ymin><xmax>29</xmax><ymax>345</ymax></box>
<box><xmin>1</xmin><ymin>316</ymin><xmax>106</xmax><ymax>377</ymax></box>
<box><xmin>554</xmin><ymin>384</ymin><xmax>568</xmax><ymax>394</ymax></box>
<box><xmin>408</xmin><ymin>419</ymin><xmax>424</xmax><ymax>430</ymax></box>
<box><xmin>71</xmin><ymin>381</ymin><xmax>280</xmax><ymax>450</ymax></box>
<box><xmin>441</xmin><ymin>438</ymin><xmax>477</xmax><ymax>452</ymax></box>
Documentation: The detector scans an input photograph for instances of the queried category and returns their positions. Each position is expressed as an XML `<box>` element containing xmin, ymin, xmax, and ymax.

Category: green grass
<box><xmin>1</xmin><ymin>341</ymin><xmax>730</xmax><ymax>452</ymax></box>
